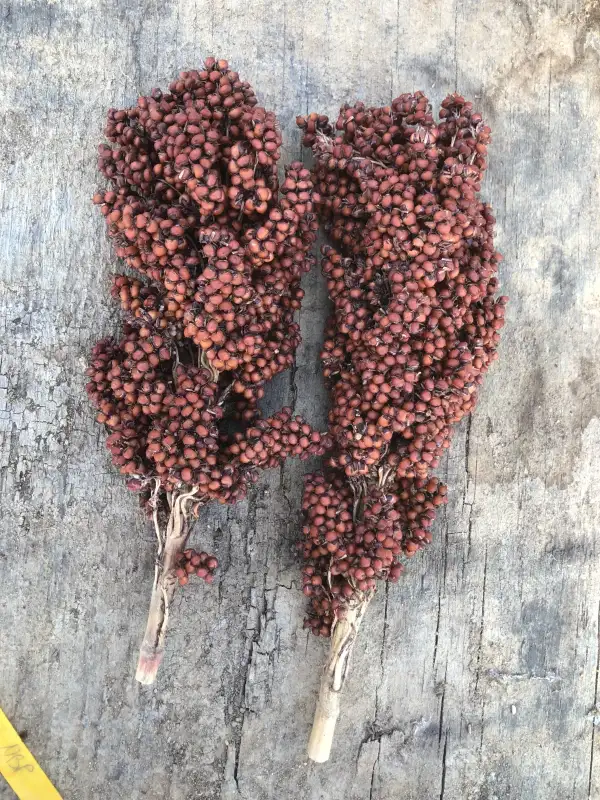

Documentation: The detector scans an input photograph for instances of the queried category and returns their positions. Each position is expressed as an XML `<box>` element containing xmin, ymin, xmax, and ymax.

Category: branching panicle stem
<box><xmin>307</xmin><ymin>595</ymin><xmax>373</xmax><ymax>762</ymax></box>
<box><xmin>135</xmin><ymin>490</ymin><xmax>198</xmax><ymax>684</ymax></box>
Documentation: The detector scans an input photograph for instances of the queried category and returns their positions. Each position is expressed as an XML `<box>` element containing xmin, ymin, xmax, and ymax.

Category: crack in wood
<box><xmin>474</xmin><ymin>546</ymin><xmax>488</xmax><ymax>693</ymax></box>
<box><xmin>587</xmin><ymin>598</ymin><xmax>600</xmax><ymax>798</ymax></box>
<box><xmin>439</xmin><ymin>732</ymin><xmax>448</xmax><ymax>800</ymax></box>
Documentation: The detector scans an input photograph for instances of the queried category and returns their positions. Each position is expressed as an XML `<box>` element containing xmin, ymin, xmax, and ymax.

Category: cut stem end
<box><xmin>135</xmin><ymin>490</ymin><xmax>197</xmax><ymax>685</ymax></box>
<box><xmin>135</xmin><ymin>650</ymin><xmax>164</xmax><ymax>685</ymax></box>
<box><xmin>307</xmin><ymin>595</ymin><xmax>373</xmax><ymax>763</ymax></box>
<box><xmin>307</xmin><ymin>702</ymin><xmax>339</xmax><ymax>762</ymax></box>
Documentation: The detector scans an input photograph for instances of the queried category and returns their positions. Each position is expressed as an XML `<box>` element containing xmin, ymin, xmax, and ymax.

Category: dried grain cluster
<box><xmin>298</xmin><ymin>93</ymin><xmax>506</xmax><ymax>635</ymax></box>
<box><xmin>86</xmin><ymin>60</ymin><xmax>329</xmax><ymax>678</ymax></box>
<box><xmin>87</xmin><ymin>58</ymin><xmax>329</xmax><ymax>510</ymax></box>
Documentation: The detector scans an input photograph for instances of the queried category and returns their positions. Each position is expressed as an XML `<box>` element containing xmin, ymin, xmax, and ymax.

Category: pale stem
<box><xmin>135</xmin><ymin>489</ymin><xmax>198</xmax><ymax>685</ymax></box>
<box><xmin>307</xmin><ymin>593</ymin><xmax>373</xmax><ymax>763</ymax></box>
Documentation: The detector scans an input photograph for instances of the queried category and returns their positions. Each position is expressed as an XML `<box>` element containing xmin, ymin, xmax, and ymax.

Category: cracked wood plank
<box><xmin>1</xmin><ymin>1</ymin><xmax>600</xmax><ymax>799</ymax></box>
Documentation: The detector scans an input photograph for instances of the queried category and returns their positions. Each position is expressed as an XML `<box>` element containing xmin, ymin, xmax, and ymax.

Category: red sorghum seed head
<box><xmin>297</xmin><ymin>93</ymin><xmax>505</xmax><ymax>635</ymax></box>
<box><xmin>87</xmin><ymin>60</ymin><xmax>331</xmax><ymax>589</ymax></box>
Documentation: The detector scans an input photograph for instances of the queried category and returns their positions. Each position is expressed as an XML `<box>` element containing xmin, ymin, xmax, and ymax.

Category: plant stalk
<box><xmin>307</xmin><ymin>593</ymin><xmax>373</xmax><ymax>762</ymax></box>
<box><xmin>135</xmin><ymin>490</ymin><xmax>196</xmax><ymax>684</ymax></box>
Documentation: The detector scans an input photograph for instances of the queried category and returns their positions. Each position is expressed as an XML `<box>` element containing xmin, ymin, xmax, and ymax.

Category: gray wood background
<box><xmin>1</xmin><ymin>1</ymin><xmax>600</xmax><ymax>797</ymax></box>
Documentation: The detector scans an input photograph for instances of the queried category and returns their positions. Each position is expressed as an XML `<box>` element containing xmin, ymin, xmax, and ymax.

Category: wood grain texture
<box><xmin>1</xmin><ymin>1</ymin><xmax>600</xmax><ymax>797</ymax></box>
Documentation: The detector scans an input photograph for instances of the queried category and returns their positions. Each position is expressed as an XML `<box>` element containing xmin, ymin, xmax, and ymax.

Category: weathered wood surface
<box><xmin>1</xmin><ymin>1</ymin><xmax>600</xmax><ymax>797</ymax></box>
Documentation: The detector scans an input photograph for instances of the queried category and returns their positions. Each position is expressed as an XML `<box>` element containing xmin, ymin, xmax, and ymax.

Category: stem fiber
<box><xmin>135</xmin><ymin>491</ymin><xmax>196</xmax><ymax>684</ymax></box>
<box><xmin>307</xmin><ymin>594</ymin><xmax>372</xmax><ymax>762</ymax></box>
